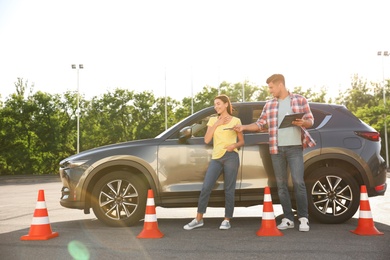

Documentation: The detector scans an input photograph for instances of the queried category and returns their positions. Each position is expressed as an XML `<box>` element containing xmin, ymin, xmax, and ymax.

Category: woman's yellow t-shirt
<box><xmin>207</xmin><ymin>116</ymin><xmax>242</xmax><ymax>159</ymax></box>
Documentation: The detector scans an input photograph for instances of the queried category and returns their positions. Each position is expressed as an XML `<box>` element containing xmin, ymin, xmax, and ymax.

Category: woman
<box><xmin>183</xmin><ymin>94</ymin><xmax>244</xmax><ymax>230</ymax></box>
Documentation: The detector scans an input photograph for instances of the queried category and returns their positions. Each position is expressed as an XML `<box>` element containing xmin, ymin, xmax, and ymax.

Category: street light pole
<box><xmin>377</xmin><ymin>51</ymin><xmax>389</xmax><ymax>169</ymax></box>
<box><xmin>71</xmin><ymin>64</ymin><xmax>83</xmax><ymax>153</ymax></box>
<box><xmin>164</xmin><ymin>67</ymin><xmax>167</xmax><ymax>130</ymax></box>
<box><xmin>191</xmin><ymin>66</ymin><xmax>194</xmax><ymax>115</ymax></box>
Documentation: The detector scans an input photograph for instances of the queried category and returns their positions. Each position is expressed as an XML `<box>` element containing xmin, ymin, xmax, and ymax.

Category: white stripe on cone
<box><xmin>35</xmin><ymin>201</ymin><xmax>46</xmax><ymax>209</ymax></box>
<box><xmin>31</xmin><ymin>217</ymin><xmax>50</xmax><ymax>225</ymax></box>
<box><xmin>146</xmin><ymin>198</ymin><xmax>155</xmax><ymax>206</ymax></box>
<box><xmin>262</xmin><ymin>212</ymin><xmax>275</xmax><ymax>220</ymax></box>
<box><xmin>360</xmin><ymin>193</ymin><xmax>368</xmax><ymax>200</ymax></box>
<box><xmin>144</xmin><ymin>214</ymin><xmax>157</xmax><ymax>222</ymax></box>
<box><xmin>264</xmin><ymin>194</ymin><xmax>271</xmax><ymax>202</ymax></box>
<box><xmin>359</xmin><ymin>210</ymin><xmax>373</xmax><ymax>219</ymax></box>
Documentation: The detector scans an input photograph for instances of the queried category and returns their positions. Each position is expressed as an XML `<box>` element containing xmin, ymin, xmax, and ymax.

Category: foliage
<box><xmin>0</xmin><ymin>79</ymin><xmax>74</xmax><ymax>174</ymax></box>
<box><xmin>337</xmin><ymin>75</ymin><xmax>390</xmax><ymax>157</ymax></box>
<box><xmin>292</xmin><ymin>86</ymin><xmax>329</xmax><ymax>103</ymax></box>
<box><xmin>0</xmin><ymin>76</ymin><xmax>388</xmax><ymax>175</ymax></box>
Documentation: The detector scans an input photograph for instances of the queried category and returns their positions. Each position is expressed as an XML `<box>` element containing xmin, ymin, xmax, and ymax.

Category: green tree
<box><xmin>0</xmin><ymin>79</ymin><xmax>36</xmax><ymax>174</ymax></box>
<box><xmin>0</xmin><ymin>79</ymin><xmax>78</xmax><ymax>175</ymax></box>
<box><xmin>1</xmin><ymin>76</ymin><xmax>388</xmax><ymax>175</ymax></box>
<box><xmin>337</xmin><ymin>75</ymin><xmax>389</xmax><ymax>160</ymax></box>
<box><xmin>178</xmin><ymin>81</ymin><xmax>264</xmax><ymax>120</ymax></box>
<box><xmin>292</xmin><ymin>86</ymin><xmax>329</xmax><ymax>103</ymax></box>
<box><xmin>336</xmin><ymin>74</ymin><xmax>377</xmax><ymax>113</ymax></box>
<box><xmin>131</xmin><ymin>91</ymin><xmax>179</xmax><ymax>139</ymax></box>
<box><xmin>81</xmin><ymin>89</ymin><xmax>135</xmax><ymax>149</ymax></box>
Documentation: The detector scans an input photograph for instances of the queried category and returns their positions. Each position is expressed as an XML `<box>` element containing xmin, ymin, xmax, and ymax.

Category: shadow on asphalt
<box><xmin>2</xmin><ymin>215</ymin><xmax>390</xmax><ymax>241</ymax></box>
<box><xmin>1</xmin><ymin>215</ymin><xmax>389</xmax><ymax>260</ymax></box>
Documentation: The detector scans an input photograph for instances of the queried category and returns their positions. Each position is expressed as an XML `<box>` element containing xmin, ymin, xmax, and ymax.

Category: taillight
<box><xmin>354</xmin><ymin>131</ymin><xmax>381</xmax><ymax>142</ymax></box>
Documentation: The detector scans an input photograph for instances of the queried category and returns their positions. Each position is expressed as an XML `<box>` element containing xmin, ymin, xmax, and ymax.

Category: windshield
<box><xmin>155</xmin><ymin>113</ymin><xmax>195</xmax><ymax>138</ymax></box>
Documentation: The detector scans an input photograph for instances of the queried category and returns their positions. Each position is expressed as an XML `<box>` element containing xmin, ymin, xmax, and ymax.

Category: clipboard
<box><xmin>279</xmin><ymin>112</ymin><xmax>305</xmax><ymax>128</ymax></box>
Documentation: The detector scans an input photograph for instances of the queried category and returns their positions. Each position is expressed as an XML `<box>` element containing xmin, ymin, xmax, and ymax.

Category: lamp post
<box><xmin>71</xmin><ymin>64</ymin><xmax>83</xmax><ymax>153</ymax></box>
<box><xmin>191</xmin><ymin>66</ymin><xmax>194</xmax><ymax>114</ymax></box>
<box><xmin>164</xmin><ymin>67</ymin><xmax>167</xmax><ymax>130</ymax></box>
<box><xmin>377</xmin><ymin>51</ymin><xmax>389</xmax><ymax>169</ymax></box>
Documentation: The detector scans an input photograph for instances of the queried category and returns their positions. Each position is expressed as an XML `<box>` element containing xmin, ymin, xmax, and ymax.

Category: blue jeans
<box><xmin>197</xmin><ymin>151</ymin><xmax>240</xmax><ymax>218</ymax></box>
<box><xmin>271</xmin><ymin>146</ymin><xmax>308</xmax><ymax>221</ymax></box>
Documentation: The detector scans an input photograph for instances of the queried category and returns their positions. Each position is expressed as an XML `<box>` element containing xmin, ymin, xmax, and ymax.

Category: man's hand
<box><xmin>292</xmin><ymin>118</ymin><xmax>311</xmax><ymax>128</ymax></box>
<box><xmin>233</xmin><ymin>125</ymin><xmax>244</xmax><ymax>132</ymax></box>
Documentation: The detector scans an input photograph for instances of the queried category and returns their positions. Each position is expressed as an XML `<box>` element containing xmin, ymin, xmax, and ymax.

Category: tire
<box><xmin>92</xmin><ymin>171</ymin><xmax>148</xmax><ymax>227</ymax></box>
<box><xmin>306</xmin><ymin>167</ymin><xmax>360</xmax><ymax>224</ymax></box>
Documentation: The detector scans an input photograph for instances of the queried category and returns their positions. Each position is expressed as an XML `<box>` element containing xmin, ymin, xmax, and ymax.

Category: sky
<box><xmin>1</xmin><ymin>0</ymin><xmax>390</xmax><ymax>102</ymax></box>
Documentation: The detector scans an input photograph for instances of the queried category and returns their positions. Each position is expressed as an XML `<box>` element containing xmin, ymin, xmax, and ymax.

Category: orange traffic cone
<box><xmin>256</xmin><ymin>186</ymin><xmax>283</xmax><ymax>236</ymax></box>
<box><xmin>351</xmin><ymin>185</ymin><xmax>383</xmax><ymax>236</ymax></box>
<box><xmin>21</xmin><ymin>190</ymin><xmax>59</xmax><ymax>240</ymax></box>
<box><xmin>137</xmin><ymin>189</ymin><xmax>164</xmax><ymax>239</ymax></box>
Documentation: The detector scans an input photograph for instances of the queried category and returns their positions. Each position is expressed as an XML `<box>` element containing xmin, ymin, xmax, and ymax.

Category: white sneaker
<box><xmin>277</xmin><ymin>218</ymin><xmax>295</xmax><ymax>230</ymax></box>
<box><xmin>183</xmin><ymin>218</ymin><xmax>204</xmax><ymax>230</ymax></box>
<box><xmin>299</xmin><ymin>217</ymin><xmax>310</xmax><ymax>232</ymax></box>
<box><xmin>219</xmin><ymin>220</ymin><xmax>231</xmax><ymax>230</ymax></box>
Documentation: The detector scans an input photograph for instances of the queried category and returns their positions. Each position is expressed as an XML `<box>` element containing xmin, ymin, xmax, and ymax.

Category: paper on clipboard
<box><xmin>279</xmin><ymin>112</ymin><xmax>305</xmax><ymax>128</ymax></box>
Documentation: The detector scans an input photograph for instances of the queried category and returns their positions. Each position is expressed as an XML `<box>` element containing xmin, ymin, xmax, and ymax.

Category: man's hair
<box><xmin>266</xmin><ymin>74</ymin><xmax>285</xmax><ymax>85</ymax></box>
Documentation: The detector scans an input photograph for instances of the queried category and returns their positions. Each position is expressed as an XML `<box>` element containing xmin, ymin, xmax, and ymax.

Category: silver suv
<box><xmin>59</xmin><ymin>102</ymin><xmax>387</xmax><ymax>226</ymax></box>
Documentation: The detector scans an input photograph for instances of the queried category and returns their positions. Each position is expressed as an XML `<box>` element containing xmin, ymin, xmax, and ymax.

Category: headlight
<box><xmin>60</xmin><ymin>159</ymin><xmax>89</xmax><ymax>169</ymax></box>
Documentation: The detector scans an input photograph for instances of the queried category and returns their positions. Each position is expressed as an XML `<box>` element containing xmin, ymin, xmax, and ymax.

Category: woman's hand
<box><xmin>216</xmin><ymin>115</ymin><xmax>231</xmax><ymax>127</ymax></box>
<box><xmin>224</xmin><ymin>144</ymin><xmax>236</xmax><ymax>152</ymax></box>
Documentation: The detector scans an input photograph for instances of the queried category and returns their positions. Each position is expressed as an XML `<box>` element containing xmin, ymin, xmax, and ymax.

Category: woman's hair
<box><xmin>215</xmin><ymin>94</ymin><xmax>233</xmax><ymax>115</ymax></box>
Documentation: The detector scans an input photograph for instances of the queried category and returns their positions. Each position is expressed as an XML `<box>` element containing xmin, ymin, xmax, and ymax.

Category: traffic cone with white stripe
<box><xmin>137</xmin><ymin>189</ymin><xmax>164</xmax><ymax>239</ymax></box>
<box><xmin>256</xmin><ymin>186</ymin><xmax>283</xmax><ymax>236</ymax></box>
<box><xmin>21</xmin><ymin>189</ymin><xmax>59</xmax><ymax>240</ymax></box>
<box><xmin>351</xmin><ymin>185</ymin><xmax>383</xmax><ymax>236</ymax></box>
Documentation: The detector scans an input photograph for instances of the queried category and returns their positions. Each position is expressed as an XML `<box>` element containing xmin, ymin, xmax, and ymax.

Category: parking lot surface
<box><xmin>1</xmin><ymin>175</ymin><xmax>389</xmax><ymax>259</ymax></box>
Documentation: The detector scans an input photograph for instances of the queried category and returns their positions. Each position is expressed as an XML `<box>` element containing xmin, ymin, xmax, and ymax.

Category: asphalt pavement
<box><xmin>1</xmin><ymin>173</ymin><xmax>390</xmax><ymax>260</ymax></box>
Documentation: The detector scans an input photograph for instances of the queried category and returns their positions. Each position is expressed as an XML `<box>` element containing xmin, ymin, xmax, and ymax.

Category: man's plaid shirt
<box><xmin>255</xmin><ymin>93</ymin><xmax>316</xmax><ymax>154</ymax></box>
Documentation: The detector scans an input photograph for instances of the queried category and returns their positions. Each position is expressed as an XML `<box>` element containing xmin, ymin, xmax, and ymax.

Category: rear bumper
<box><xmin>372</xmin><ymin>182</ymin><xmax>387</xmax><ymax>196</ymax></box>
<box><xmin>368</xmin><ymin>162</ymin><xmax>387</xmax><ymax>196</ymax></box>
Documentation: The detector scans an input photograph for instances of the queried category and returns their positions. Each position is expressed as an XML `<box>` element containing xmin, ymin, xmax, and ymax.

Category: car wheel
<box><xmin>306</xmin><ymin>167</ymin><xmax>360</xmax><ymax>224</ymax></box>
<box><xmin>92</xmin><ymin>171</ymin><xmax>147</xmax><ymax>227</ymax></box>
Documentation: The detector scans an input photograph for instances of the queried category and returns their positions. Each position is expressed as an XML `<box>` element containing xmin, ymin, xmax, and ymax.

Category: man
<box><xmin>234</xmin><ymin>74</ymin><xmax>316</xmax><ymax>232</ymax></box>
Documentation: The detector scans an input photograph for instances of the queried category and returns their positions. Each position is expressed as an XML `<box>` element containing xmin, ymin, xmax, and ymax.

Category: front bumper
<box><xmin>59</xmin><ymin>164</ymin><xmax>86</xmax><ymax>209</ymax></box>
<box><xmin>60</xmin><ymin>186</ymin><xmax>85</xmax><ymax>209</ymax></box>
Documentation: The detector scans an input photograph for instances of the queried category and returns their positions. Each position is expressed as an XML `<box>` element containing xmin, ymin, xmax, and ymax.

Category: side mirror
<box><xmin>179</xmin><ymin>126</ymin><xmax>192</xmax><ymax>142</ymax></box>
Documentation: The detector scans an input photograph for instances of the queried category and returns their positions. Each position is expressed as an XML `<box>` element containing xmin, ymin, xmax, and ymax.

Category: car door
<box><xmin>157</xmin><ymin>108</ymin><xmax>243</xmax><ymax>205</ymax></box>
<box><xmin>235</xmin><ymin>104</ymin><xmax>277</xmax><ymax>203</ymax></box>
<box><xmin>237</xmin><ymin>104</ymin><xmax>321</xmax><ymax>204</ymax></box>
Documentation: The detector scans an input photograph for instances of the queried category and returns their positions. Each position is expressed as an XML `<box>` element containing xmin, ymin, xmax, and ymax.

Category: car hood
<box><xmin>60</xmin><ymin>138</ymin><xmax>162</xmax><ymax>164</ymax></box>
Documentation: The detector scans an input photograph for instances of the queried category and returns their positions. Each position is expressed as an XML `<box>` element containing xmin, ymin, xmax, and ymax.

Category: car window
<box><xmin>311</xmin><ymin>108</ymin><xmax>328</xmax><ymax>129</ymax></box>
<box><xmin>191</xmin><ymin>114</ymin><xmax>215</xmax><ymax>137</ymax></box>
<box><xmin>252</xmin><ymin>108</ymin><xmax>263</xmax><ymax>123</ymax></box>
<box><xmin>191</xmin><ymin>108</ymin><xmax>240</xmax><ymax>138</ymax></box>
